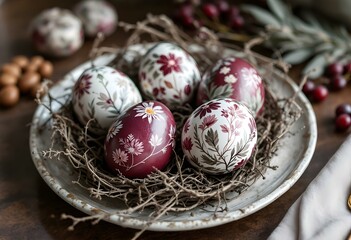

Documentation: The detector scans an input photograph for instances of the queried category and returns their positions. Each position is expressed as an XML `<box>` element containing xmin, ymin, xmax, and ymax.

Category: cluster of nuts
<box><xmin>0</xmin><ymin>55</ymin><xmax>53</xmax><ymax>108</ymax></box>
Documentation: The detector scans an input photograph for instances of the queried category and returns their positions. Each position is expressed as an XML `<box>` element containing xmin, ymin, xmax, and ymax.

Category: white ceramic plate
<box><xmin>30</xmin><ymin>45</ymin><xmax>317</xmax><ymax>231</ymax></box>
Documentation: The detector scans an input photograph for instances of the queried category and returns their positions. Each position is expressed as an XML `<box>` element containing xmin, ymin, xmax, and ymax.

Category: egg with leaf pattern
<box><xmin>72</xmin><ymin>65</ymin><xmax>142</xmax><ymax>135</ymax></box>
<box><xmin>104</xmin><ymin>101</ymin><xmax>176</xmax><ymax>179</ymax></box>
<box><xmin>139</xmin><ymin>42</ymin><xmax>201</xmax><ymax>110</ymax></box>
<box><xmin>181</xmin><ymin>98</ymin><xmax>257</xmax><ymax>175</ymax></box>
<box><xmin>196</xmin><ymin>57</ymin><xmax>265</xmax><ymax>116</ymax></box>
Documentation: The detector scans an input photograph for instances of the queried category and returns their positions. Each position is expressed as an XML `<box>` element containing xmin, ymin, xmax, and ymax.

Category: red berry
<box><xmin>335</xmin><ymin>113</ymin><xmax>351</xmax><ymax>131</ymax></box>
<box><xmin>227</xmin><ymin>6</ymin><xmax>240</xmax><ymax>18</ymax></box>
<box><xmin>215</xmin><ymin>0</ymin><xmax>230</xmax><ymax>14</ymax></box>
<box><xmin>326</xmin><ymin>62</ymin><xmax>343</xmax><ymax>76</ymax></box>
<box><xmin>229</xmin><ymin>14</ymin><xmax>245</xmax><ymax>29</ymax></box>
<box><xmin>202</xmin><ymin>3</ymin><xmax>219</xmax><ymax>19</ymax></box>
<box><xmin>343</xmin><ymin>62</ymin><xmax>351</xmax><ymax>74</ymax></box>
<box><xmin>302</xmin><ymin>80</ymin><xmax>315</xmax><ymax>95</ymax></box>
<box><xmin>335</xmin><ymin>103</ymin><xmax>351</xmax><ymax>116</ymax></box>
<box><xmin>181</xmin><ymin>15</ymin><xmax>196</xmax><ymax>28</ymax></box>
<box><xmin>179</xmin><ymin>4</ymin><xmax>194</xmax><ymax>18</ymax></box>
<box><xmin>329</xmin><ymin>75</ymin><xmax>347</xmax><ymax>91</ymax></box>
<box><xmin>312</xmin><ymin>85</ymin><xmax>328</xmax><ymax>102</ymax></box>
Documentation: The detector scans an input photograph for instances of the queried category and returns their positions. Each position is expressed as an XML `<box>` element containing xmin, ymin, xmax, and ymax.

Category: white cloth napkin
<box><xmin>268</xmin><ymin>135</ymin><xmax>351</xmax><ymax>240</ymax></box>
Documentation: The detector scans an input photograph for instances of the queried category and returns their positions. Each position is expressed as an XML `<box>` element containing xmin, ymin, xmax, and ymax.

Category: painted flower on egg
<box><xmin>156</xmin><ymin>53</ymin><xmax>182</xmax><ymax>75</ymax></box>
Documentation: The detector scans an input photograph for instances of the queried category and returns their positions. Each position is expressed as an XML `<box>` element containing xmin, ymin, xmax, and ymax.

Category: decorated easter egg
<box><xmin>104</xmin><ymin>101</ymin><xmax>176</xmax><ymax>179</ymax></box>
<box><xmin>74</xmin><ymin>0</ymin><xmax>118</xmax><ymax>37</ymax></box>
<box><xmin>72</xmin><ymin>66</ymin><xmax>142</xmax><ymax>135</ymax></box>
<box><xmin>196</xmin><ymin>57</ymin><xmax>265</xmax><ymax>116</ymax></box>
<box><xmin>139</xmin><ymin>42</ymin><xmax>201</xmax><ymax>109</ymax></box>
<box><xmin>29</xmin><ymin>8</ymin><xmax>84</xmax><ymax>57</ymax></box>
<box><xmin>181</xmin><ymin>98</ymin><xmax>257</xmax><ymax>175</ymax></box>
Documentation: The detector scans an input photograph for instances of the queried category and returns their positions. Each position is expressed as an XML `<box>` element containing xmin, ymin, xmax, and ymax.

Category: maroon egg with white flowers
<box><xmin>104</xmin><ymin>101</ymin><xmax>176</xmax><ymax>179</ymax></box>
<box><xmin>196</xmin><ymin>57</ymin><xmax>265</xmax><ymax>116</ymax></box>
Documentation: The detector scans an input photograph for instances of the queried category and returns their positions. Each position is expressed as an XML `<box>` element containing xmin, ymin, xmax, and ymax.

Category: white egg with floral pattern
<box><xmin>139</xmin><ymin>42</ymin><xmax>201</xmax><ymax>110</ymax></box>
<box><xmin>29</xmin><ymin>8</ymin><xmax>84</xmax><ymax>57</ymax></box>
<box><xmin>181</xmin><ymin>98</ymin><xmax>257</xmax><ymax>175</ymax></box>
<box><xmin>72</xmin><ymin>65</ymin><xmax>142</xmax><ymax>135</ymax></box>
<box><xmin>104</xmin><ymin>101</ymin><xmax>176</xmax><ymax>179</ymax></box>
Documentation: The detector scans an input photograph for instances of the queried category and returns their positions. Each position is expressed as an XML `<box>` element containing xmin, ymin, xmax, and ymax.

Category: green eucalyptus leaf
<box><xmin>314</xmin><ymin>43</ymin><xmax>334</xmax><ymax>53</ymax></box>
<box><xmin>303</xmin><ymin>54</ymin><xmax>327</xmax><ymax>78</ymax></box>
<box><xmin>336</xmin><ymin>26</ymin><xmax>351</xmax><ymax>42</ymax></box>
<box><xmin>283</xmin><ymin>48</ymin><xmax>314</xmax><ymax>64</ymax></box>
<box><xmin>329</xmin><ymin>48</ymin><xmax>347</xmax><ymax>63</ymax></box>
<box><xmin>267</xmin><ymin>0</ymin><xmax>286</xmax><ymax>21</ymax></box>
<box><xmin>241</xmin><ymin>5</ymin><xmax>281</xmax><ymax>28</ymax></box>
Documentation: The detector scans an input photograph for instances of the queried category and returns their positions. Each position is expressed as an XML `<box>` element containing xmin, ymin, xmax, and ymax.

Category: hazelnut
<box><xmin>1</xmin><ymin>63</ymin><xmax>21</xmax><ymax>78</ymax></box>
<box><xmin>30</xmin><ymin>55</ymin><xmax>44</xmax><ymax>67</ymax></box>
<box><xmin>0</xmin><ymin>85</ymin><xmax>20</xmax><ymax>107</ymax></box>
<box><xmin>0</xmin><ymin>73</ymin><xmax>18</xmax><ymax>87</ymax></box>
<box><xmin>26</xmin><ymin>63</ymin><xmax>39</xmax><ymax>72</ymax></box>
<box><xmin>18</xmin><ymin>72</ymin><xmax>41</xmax><ymax>93</ymax></box>
<box><xmin>12</xmin><ymin>55</ymin><xmax>29</xmax><ymax>69</ymax></box>
<box><xmin>39</xmin><ymin>61</ymin><xmax>54</xmax><ymax>78</ymax></box>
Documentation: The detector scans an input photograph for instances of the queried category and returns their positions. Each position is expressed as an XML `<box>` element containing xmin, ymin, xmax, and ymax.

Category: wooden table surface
<box><xmin>0</xmin><ymin>1</ymin><xmax>349</xmax><ymax>239</ymax></box>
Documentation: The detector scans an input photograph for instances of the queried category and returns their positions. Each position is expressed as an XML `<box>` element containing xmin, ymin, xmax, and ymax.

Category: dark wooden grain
<box><xmin>0</xmin><ymin>1</ymin><xmax>349</xmax><ymax>239</ymax></box>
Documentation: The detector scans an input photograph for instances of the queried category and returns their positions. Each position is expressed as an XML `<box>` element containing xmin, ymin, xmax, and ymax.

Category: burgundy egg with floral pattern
<box><xmin>72</xmin><ymin>65</ymin><xmax>142</xmax><ymax>135</ymax></box>
<box><xmin>196</xmin><ymin>57</ymin><xmax>265</xmax><ymax>116</ymax></box>
<box><xmin>104</xmin><ymin>101</ymin><xmax>176</xmax><ymax>179</ymax></box>
<box><xmin>139</xmin><ymin>42</ymin><xmax>201</xmax><ymax>110</ymax></box>
<box><xmin>181</xmin><ymin>98</ymin><xmax>257</xmax><ymax>175</ymax></box>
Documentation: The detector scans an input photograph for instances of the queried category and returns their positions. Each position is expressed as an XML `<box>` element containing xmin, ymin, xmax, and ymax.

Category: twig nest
<box><xmin>104</xmin><ymin>101</ymin><xmax>176</xmax><ymax>179</ymax></box>
<box><xmin>72</xmin><ymin>66</ymin><xmax>142</xmax><ymax>135</ymax></box>
<box><xmin>29</xmin><ymin>8</ymin><xmax>84</xmax><ymax>57</ymax></box>
<box><xmin>181</xmin><ymin>98</ymin><xmax>257</xmax><ymax>175</ymax></box>
<box><xmin>74</xmin><ymin>0</ymin><xmax>118</xmax><ymax>38</ymax></box>
<box><xmin>197</xmin><ymin>57</ymin><xmax>265</xmax><ymax>116</ymax></box>
<box><xmin>139</xmin><ymin>42</ymin><xmax>201</xmax><ymax>110</ymax></box>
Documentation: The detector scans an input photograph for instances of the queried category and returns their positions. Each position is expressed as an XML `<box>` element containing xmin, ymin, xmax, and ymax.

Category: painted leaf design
<box><xmin>204</xmin><ymin>128</ymin><xmax>219</xmax><ymax>149</ymax></box>
<box><xmin>142</xmin><ymin>58</ymin><xmax>151</xmax><ymax>68</ymax></box>
<box><xmin>201</xmin><ymin>154</ymin><xmax>216</xmax><ymax>166</ymax></box>
<box><xmin>153</xmin><ymin>70</ymin><xmax>160</xmax><ymax>79</ymax></box>
<box><xmin>208</xmin><ymin>82</ymin><xmax>233</xmax><ymax>99</ymax></box>
<box><xmin>97</xmin><ymin>73</ymin><xmax>104</xmax><ymax>81</ymax></box>
<box><xmin>164</xmin><ymin>80</ymin><xmax>173</xmax><ymax>89</ymax></box>
<box><xmin>190</xmin><ymin>155</ymin><xmax>200</xmax><ymax>166</ymax></box>
<box><xmin>108</xmin><ymin>109</ymin><xmax>119</xmax><ymax>115</ymax></box>
<box><xmin>220</xmin><ymin>124</ymin><xmax>229</xmax><ymax>133</ymax></box>
<box><xmin>234</xmin><ymin>138</ymin><xmax>251</xmax><ymax>161</ymax></box>
<box><xmin>88</xmin><ymin>99</ymin><xmax>95</xmax><ymax>118</ymax></box>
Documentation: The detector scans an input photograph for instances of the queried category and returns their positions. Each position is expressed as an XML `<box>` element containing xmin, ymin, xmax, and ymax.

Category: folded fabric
<box><xmin>268</xmin><ymin>135</ymin><xmax>351</xmax><ymax>240</ymax></box>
